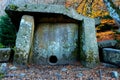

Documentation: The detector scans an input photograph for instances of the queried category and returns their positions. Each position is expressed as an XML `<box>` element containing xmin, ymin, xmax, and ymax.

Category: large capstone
<box><xmin>14</xmin><ymin>15</ymin><xmax>34</xmax><ymax>65</ymax></box>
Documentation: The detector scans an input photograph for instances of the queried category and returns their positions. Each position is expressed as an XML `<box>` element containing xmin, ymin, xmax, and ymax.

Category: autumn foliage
<box><xmin>65</xmin><ymin>0</ymin><xmax>108</xmax><ymax>18</ymax></box>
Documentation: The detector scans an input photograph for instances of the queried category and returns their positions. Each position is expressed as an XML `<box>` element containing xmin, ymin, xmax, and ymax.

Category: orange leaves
<box><xmin>65</xmin><ymin>0</ymin><xmax>78</xmax><ymax>8</ymax></box>
<box><xmin>65</xmin><ymin>1</ymin><xmax>72</xmax><ymax>7</ymax></box>
<box><xmin>96</xmin><ymin>31</ymin><xmax>115</xmax><ymax>42</ymax></box>
<box><xmin>65</xmin><ymin>0</ymin><xmax>108</xmax><ymax>18</ymax></box>
<box><xmin>101</xmin><ymin>19</ymin><xmax>115</xmax><ymax>24</ymax></box>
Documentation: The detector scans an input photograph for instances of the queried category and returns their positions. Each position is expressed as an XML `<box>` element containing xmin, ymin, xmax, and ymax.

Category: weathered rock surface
<box><xmin>0</xmin><ymin>48</ymin><xmax>11</xmax><ymax>61</ymax></box>
<box><xmin>98</xmin><ymin>40</ymin><xmax>117</xmax><ymax>48</ymax></box>
<box><xmin>102</xmin><ymin>63</ymin><xmax>118</xmax><ymax>68</ymax></box>
<box><xmin>9</xmin><ymin>0</ymin><xmax>65</xmax><ymax>6</ymax></box>
<box><xmin>111</xmin><ymin>71</ymin><xmax>119</xmax><ymax>78</ymax></box>
<box><xmin>80</xmin><ymin>18</ymin><xmax>99</xmax><ymax>68</ymax></box>
<box><xmin>0</xmin><ymin>0</ymin><xmax>65</xmax><ymax>16</ymax></box>
<box><xmin>94</xmin><ymin>17</ymin><xmax>101</xmax><ymax>25</ymax></box>
<box><xmin>14</xmin><ymin>15</ymin><xmax>34</xmax><ymax>65</ymax></box>
<box><xmin>33</xmin><ymin>23</ymin><xmax>78</xmax><ymax>65</ymax></box>
<box><xmin>5</xmin><ymin>4</ymin><xmax>85</xmax><ymax>22</ymax></box>
<box><xmin>0</xmin><ymin>0</ymin><xmax>10</xmax><ymax>16</ymax></box>
<box><xmin>103</xmin><ymin>48</ymin><xmax>120</xmax><ymax>66</ymax></box>
<box><xmin>0</xmin><ymin>63</ymin><xmax>8</xmax><ymax>74</ymax></box>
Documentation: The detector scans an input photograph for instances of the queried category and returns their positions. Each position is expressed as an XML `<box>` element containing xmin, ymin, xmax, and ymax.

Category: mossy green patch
<box><xmin>9</xmin><ymin>4</ymin><xmax>18</xmax><ymax>10</ymax></box>
<box><xmin>0</xmin><ymin>73</ymin><xmax>4</xmax><ymax>79</ymax></box>
<box><xmin>71</xmin><ymin>40</ymin><xmax>79</xmax><ymax>59</ymax></box>
<box><xmin>86</xmin><ymin>50</ymin><xmax>95</xmax><ymax>63</ymax></box>
<box><xmin>0</xmin><ymin>43</ymin><xmax>5</xmax><ymax>48</ymax></box>
<box><xmin>14</xmin><ymin>49</ymin><xmax>28</xmax><ymax>65</ymax></box>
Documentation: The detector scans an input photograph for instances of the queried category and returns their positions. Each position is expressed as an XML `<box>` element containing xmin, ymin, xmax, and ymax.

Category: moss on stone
<box><xmin>14</xmin><ymin>48</ymin><xmax>28</xmax><ymax>65</ymax></box>
<box><xmin>71</xmin><ymin>41</ymin><xmax>78</xmax><ymax>58</ymax></box>
<box><xmin>80</xmin><ymin>51</ymin><xmax>86</xmax><ymax>61</ymax></box>
<box><xmin>79</xmin><ymin>22</ymin><xmax>86</xmax><ymax>61</ymax></box>
<box><xmin>0</xmin><ymin>73</ymin><xmax>4</xmax><ymax>79</ymax></box>
<box><xmin>14</xmin><ymin>53</ymin><xmax>26</xmax><ymax>65</ymax></box>
<box><xmin>9</xmin><ymin>4</ymin><xmax>18</xmax><ymax>10</ymax></box>
<box><xmin>24</xmin><ymin>4</ymin><xmax>28</xmax><ymax>8</ymax></box>
<box><xmin>95</xmin><ymin>57</ymin><xmax>100</xmax><ymax>64</ymax></box>
<box><xmin>86</xmin><ymin>50</ymin><xmax>95</xmax><ymax>63</ymax></box>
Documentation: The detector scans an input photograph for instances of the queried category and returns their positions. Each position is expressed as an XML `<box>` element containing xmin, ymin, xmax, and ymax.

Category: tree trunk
<box><xmin>103</xmin><ymin>0</ymin><xmax>120</xmax><ymax>31</ymax></box>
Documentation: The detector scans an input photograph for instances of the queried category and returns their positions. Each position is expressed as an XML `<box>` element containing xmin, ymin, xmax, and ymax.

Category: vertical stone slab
<box><xmin>33</xmin><ymin>23</ymin><xmax>78</xmax><ymax>65</ymax></box>
<box><xmin>80</xmin><ymin>18</ymin><xmax>99</xmax><ymax>68</ymax></box>
<box><xmin>14</xmin><ymin>15</ymin><xmax>34</xmax><ymax>65</ymax></box>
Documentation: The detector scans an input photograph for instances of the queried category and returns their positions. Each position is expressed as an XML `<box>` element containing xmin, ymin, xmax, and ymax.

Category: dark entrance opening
<box><xmin>49</xmin><ymin>55</ymin><xmax>58</xmax><ymax>64</ymax></box>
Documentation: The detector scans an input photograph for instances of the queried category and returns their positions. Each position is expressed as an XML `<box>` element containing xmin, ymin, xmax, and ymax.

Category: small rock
<box><xmin>87</xmin><ymin>77</ymin><xmax>94</xmax><ymax>80</ymax></box>
<box><xmin>61</xmin><ymin>67</ymin><xmax>67</xmax><ymax>72</ymax></box>
<box><xmin>55</xmin><ymin>73</ymin><xmax>61</xmax><ymax>80</ymax></box>
<box><xmin>9</xmin><ymin>66</ymin><xmax>17</xmax><ymax>70</ymax></box>
<box><xmin>76</xmin><ymin>73</ymin><xmax>83</xmax><ymax>78</ymax></box>
<box><xmin>5</xmin><ymin>74</ymin><xmax>18</xmax><ymax>77</ymax></box>
<box><xmin>19</xmin><ymin>73</ymin><xmax>26</xmax><ymax>78</ymax></box>
<box><xmin>111</xmin><ymin>71</ymin><xmax>119</xmax><ymax>78</ymax></box>
<box><xmin>0</xmin><ymin>63</ymin><xmax>8</xmax><ymax>74</ymax></box>
<box><xmin>55</xmin><ymin>73</ymin><xmax>61</xmax><ymax>77</ymax></box>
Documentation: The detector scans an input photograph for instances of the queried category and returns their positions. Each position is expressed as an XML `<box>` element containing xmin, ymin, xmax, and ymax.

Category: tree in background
<box><xmin>65</xmin><ymin>0</ymin><xmax>120</xmax><ymax>19</ymax></box>
<box><xmin>65</xmin><ymin>0</ymin><xmax>108</xmax><ymax>18</ymax></box>
<box><xmin>0</xmin><ymin>15</ymin><xmax>16</xmax><ymax>47</ymax></box>
<box><xmin>103</xmin><ymin>0</ymin><xmax>120</xmax><ymax>31</ymax></box>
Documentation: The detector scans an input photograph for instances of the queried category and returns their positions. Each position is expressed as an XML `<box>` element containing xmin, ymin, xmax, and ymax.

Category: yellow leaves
<box><xmin>91</xmin><ymin>10</ymin><xmax>101</xmax><ymax>18</ymax></box>
<box><xmin>76</xmin><ymin>0</ymin><xmax>87</xmax><ymax>15</ymax></box>
<box><xmin>76</xmin><ymin>6</ymin><xmax>82</xmax><ymax>14</ymax></box>
<box><xmin>104</xmin><ymin>12</ymin><xmax>109</xmax><ymax>16</ymax></box>
<box><xmin>66</xmin><ymin>0</ymin><xmax>108</xmax><ymax>18</ymax></box>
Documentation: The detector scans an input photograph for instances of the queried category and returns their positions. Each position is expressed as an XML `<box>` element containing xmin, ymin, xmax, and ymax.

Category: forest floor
<box><xmin>1</xmin><ymin>62</ymin><xmax>120</xmax><ymax>80</ymax></box>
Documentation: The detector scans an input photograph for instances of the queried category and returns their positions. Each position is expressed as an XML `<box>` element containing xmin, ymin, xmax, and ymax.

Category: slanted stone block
<box><xmin>103</xmin><ymin>48</ymin><xmax>120</xmax><ymax>66</ymax></box>
<box><xmin>0</xmin><ymin>48</ymin><xmax>11</xmax><ymax>61</ymax></box>
<box><xmin>14</xmin><ymin>15</ymin><xmax>34</xmax><ymax>65</ymax></box>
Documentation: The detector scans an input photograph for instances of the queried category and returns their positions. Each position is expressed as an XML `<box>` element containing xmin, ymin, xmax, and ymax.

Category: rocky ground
<box><xmin>0</xmin><ymin>62</ymin><xmax>120</xmax><ymax>80</ymax></box>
